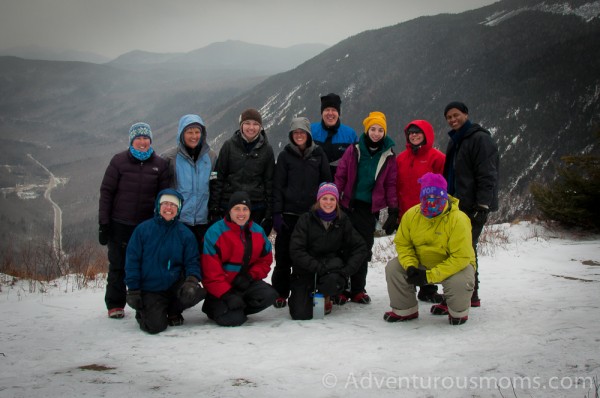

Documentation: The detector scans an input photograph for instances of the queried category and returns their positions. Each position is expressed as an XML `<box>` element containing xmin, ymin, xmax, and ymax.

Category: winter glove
<box><xmin>382</xmin><ymin>208</ymin><xmax>399</xmax><ymax>235</ymax></box>
<box><xmin>98</xmin><ymin>224</ymin><xmax>110</xmax><ymax>246</ymax></box>
<box><xmin>231</xmin><ymin>272</ymin><xmax>253</xmax><ymax>292</ymax></box>
<box><xmin>406</xmin><ymin>267</ymin><xmax>428</xmax><ymax>287</ymax></box>
<box><xmin>272</xmin><ymin>213</ymin><xmax>286</xmax><ymax>234</ymax></box>
<box><xmin>177</xmin><ymin>276</ymin><xmax>206</xmax><ymax>307</ymax></box>
<box><xmin>221</xmin><ymin>290</ymin><xmax>246</xmax><ymax>311</ymax></box>
<box><xmin>471</xmin><ymin>205</ymin><xmax>490</xmax><ymax>227</ymax></box>
<box><xmin>126</xmin><ymin>290</ymin><xmax>142</xmax><ymax>310</ymax></box>
<box><xmin>260</xmin><ymin>217</ymin><xmax>273</xmax><ymax>236</ymax></box>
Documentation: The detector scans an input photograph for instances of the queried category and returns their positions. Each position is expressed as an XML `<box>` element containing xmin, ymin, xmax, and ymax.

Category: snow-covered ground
<box><xmin>1</xmin><ymin>222</ymin><xmax>599</xmax><ymax>398</ymax></box>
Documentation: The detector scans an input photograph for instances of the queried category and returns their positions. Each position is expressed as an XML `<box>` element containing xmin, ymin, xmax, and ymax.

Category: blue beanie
<box><xmin>129</xmin><ymin>122</ymin><xmax>153</xmax><ymax>145</ymax></box>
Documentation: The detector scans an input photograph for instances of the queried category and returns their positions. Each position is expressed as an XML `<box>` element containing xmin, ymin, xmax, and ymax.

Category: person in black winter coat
<box><xmin>271</xmin><ymin>117</ymin><xmax>332</xmax><ymax>308</ymax></box>
<box><xmin>288</xmin><ymin>183</ymin><xmax>367</xmax><ymax>320</ymax></box>
<box><xmin>442</xmin><ymin>101</ymin><xmax>499</xmax><ymax>307</ymax></box>
<box><xmin>209</xmin><ymin>108</ymin><xmax>275</xmax><ymax>235</ymax></box>
<box><xmin>98</xmin><ymin>122</ymin><xmax>170</xmax><ymax>319</ymax></box>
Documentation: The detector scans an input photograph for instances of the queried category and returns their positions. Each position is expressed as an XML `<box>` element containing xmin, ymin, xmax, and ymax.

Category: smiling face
<box><xmin>241</xmin><ymin>120</ymin><xmax>261</xmax><ymax>141</ymax></box>
<box><xmin>183</xmin><ymin>126</ymin><xmax>202</xmax><ymax>149</ymax></box>
<box><xmin>321</xmin><ymin>107</ymin><xmax>339</xmax><ymax>128</ymax></box>
<box><xmin>367</xmin><ymin>124</ymin><xmax>385</xmax><ymax>143</ymax></box>
<box><xmin>445</xmin><ymin>108</ymin><xmax>469</xmax><ymax>131</ymax></box>
<box><xmin>159</xmin><ymin>201</ymin><xmax>178</xmax><ymax>222</ymax></box>
<box><xmin>292</xmin><ymin>129</ymin><xmax>308</xmax><ymax>149</ymax></box>
<box><xmin>131</xmin><ymin>136</ymin><xmax>151</xmax><ymax>152</ymax></box>
<box><xmin>318</xmin><ymin>194</ymin><xmax>337</xmax><ymax>214</ymax></box>
<box><xmin>229</xmin><ymin>204</ymin><xmax>251</xmax><ymax>226</ymax></box>
<box><xmin>408</xmin><ymin>130</ymin><xmax>425</xmax><ymax>146</ymax></box>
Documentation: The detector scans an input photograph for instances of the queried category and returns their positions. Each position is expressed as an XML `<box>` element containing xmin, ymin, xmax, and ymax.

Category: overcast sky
<box><xmin>0</xmin><ymin>0</ymin><xmax>498</xmax><ymax>59</ymax></box>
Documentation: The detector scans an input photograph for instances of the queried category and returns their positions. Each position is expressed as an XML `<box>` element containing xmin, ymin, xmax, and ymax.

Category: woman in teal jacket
<box><xmin>125</xmin><ymin>189</ymin><xmax>205</xmax><ymax>334</ymax></box>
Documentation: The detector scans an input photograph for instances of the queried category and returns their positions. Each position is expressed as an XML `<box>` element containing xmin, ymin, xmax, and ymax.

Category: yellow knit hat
<box><xmin>362</xmin><ymin>111</ymin><xmax>387</xmax><ymax>135</ymax></box>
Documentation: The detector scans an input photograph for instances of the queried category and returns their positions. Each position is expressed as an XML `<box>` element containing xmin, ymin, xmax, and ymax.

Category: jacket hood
<box><xmin>177</xmin><ymin>114</ymin><xmax>206</xmax><ymax>148</ymax></box>
<box><xmin>155</xmin><ymin>188</ymin><xmax>185</xmax><ymax>220</ymax></box>
<box><xmin>404</xmin><ymin>120</ymin><xmax>435</xmax><ymax>152</ymax></box>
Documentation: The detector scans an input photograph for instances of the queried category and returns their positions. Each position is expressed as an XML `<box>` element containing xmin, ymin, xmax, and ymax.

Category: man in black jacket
<box><xmin>443</xmin><ymin>101</ymin><xmax>499</xmax><ymax>307</ymax></box>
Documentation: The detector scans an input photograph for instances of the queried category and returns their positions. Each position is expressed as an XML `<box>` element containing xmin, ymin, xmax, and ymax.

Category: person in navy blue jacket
<box><xmin>125</xmin><ymin>189</ymin><xmax>206</xmax><ymax>334</ymax></box>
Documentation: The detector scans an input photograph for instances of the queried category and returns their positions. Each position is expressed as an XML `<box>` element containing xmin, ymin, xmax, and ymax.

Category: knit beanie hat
<box><xmin>316</xmin><ymin>182</ymin><xmax>339</xmax><ymax>201</ymax></box>
<box><xmin>444</xmin><ymin>101</ymin><xmax>469</xmax><ymax>116</ymax></box>
<box><xmin>159</xmin><ymin>193</ymin><xmax>181</xmax><ymax>209</ymax></box>
<box><xmin>418</xmin><ymin>172</ymin><xmax>448</xmax><ymax>200</ymax></box>
<box><xmin>362</xmin><ymin>111</ymin><xmax>387</xmax><ymax>136</ymax></box>
<box><xmin>228</xmin><ymin>191</ymin><xmax>252</xmax><ymax>212</ymax></box>
<box><xmin>320</xmin><ymin>93</ymin><xmax>342</xmax><ymax>114</ymax></box>
<box><xmin>239</xmin><ymin>108</ymin><xmax>262</xmax><ymax>126</ymax></box>
<box><xmin>129</xmin><ymin>122</ymin><xmax>153</xmax><ymax>145</ymax></box>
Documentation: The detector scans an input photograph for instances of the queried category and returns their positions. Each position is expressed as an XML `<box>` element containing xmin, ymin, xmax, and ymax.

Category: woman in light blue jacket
<box><xmin>162</xmin><ymin>114</ymin><xmax>217</xmax><ymax>246</ymax></box>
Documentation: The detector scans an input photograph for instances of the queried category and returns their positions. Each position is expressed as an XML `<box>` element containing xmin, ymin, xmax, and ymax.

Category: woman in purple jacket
<box><xmin>98</xmin><ymin>122</ymin><xmax>170</xmax><ymax>319</ymax></box>
<box><xmin>334</xmin><ymin>111</ymin><xmax>398</xmax><ymax>305</ymax></box>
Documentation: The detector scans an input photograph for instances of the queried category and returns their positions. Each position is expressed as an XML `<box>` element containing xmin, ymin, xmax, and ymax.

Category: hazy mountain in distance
<box><xmin>0</xmin><ymin>44</ymin><xmax>111</xmax><ymax>64</ymax></box>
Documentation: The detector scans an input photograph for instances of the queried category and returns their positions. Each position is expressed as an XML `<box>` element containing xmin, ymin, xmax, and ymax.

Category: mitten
<box><xmin>98</xmin><ymin>224</ymin><xmax>110</xmax><ymax>246</ymax></box>
<box><xmin>260</xmin><ymin>217</ymin><xmax>273</xmax><ymax>236</ymax></box>
<box><xmin>231</xmin><ymin>272</ymin><xmax>253</xmax><ymax>292</ymax></box>
<box><xmin>221</xmin><ymin>290</ymin><xmax>246</xmax><ymax>310</ymax></box>
<box><xmin>273</xmin><ymin>213</ymin><xmax>284</xmax><ymax>234</ymax></box>
<box><xmin>324</xmin><ymin>257</ymin><xmax>344</xmax><ymax>272</ymax></box>
<box><xmin>126</xmin><ymin>290</ymin><xmax>142</xmax><ymax>310</ymax></box>
<box><xmin>406</xmin><ymin>267</ymin><xmax>428</xmax><ymax>286</ymax></box>
<box><xmin>382</xmin><ymin>208</ymin><xmax>399</xmax><ymax>235</ymax></box>
<box><xmin>316</xmin><ymin>272</ymin><xmax>347</xmax><ymax>296</ymax></box>
<box><xmin>471</xmin><ymin>205</ymin><xmax>490</xmax><ymax>227</ymax></box>
<box><xmin>177</xmin><ymin>276</ymin><xmax>206</xmax><ymax>307</ymax></box>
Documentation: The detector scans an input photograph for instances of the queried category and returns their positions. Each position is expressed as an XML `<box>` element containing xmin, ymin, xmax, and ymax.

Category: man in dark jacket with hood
<box><xmin>125</xmin><ymin>189</ymin><xmax>205</xmax><ymax>334</ymax></box>
<box><xmin>443</xmin><ymin>101</ymin><xmax>499</xmax><ymax>307</ymax></box>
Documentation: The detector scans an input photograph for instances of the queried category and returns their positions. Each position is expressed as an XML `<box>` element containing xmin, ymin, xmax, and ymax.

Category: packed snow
<box><xmin>1</xmin><ymin>221</ymin><xmax>599</xmax><ymax>397</ymax></box>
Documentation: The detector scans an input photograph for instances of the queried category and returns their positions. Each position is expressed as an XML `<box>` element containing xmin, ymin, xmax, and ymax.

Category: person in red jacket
<box><xmin>395</xmin><ymin>120</ymin><xmax>446</xmax><ymax>303</ymax></box>
<box><xmin>201</xmin><ymin>191</ymin><xmax>277</xmax><ymax>326</ymax></box>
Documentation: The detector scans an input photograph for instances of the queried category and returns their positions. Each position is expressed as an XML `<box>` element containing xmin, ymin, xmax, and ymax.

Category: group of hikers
<box><xmin>98</xmin><ymin>93</ymin><xmax>499</xmax><ymax>334</ymax></box>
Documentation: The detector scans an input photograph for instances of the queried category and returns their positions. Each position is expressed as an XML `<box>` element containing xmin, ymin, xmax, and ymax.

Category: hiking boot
<box><xmin>351</xmin><ymin>291</ymin><xmax>371</xmax><ymax>304</ymax></box>
<box><xmin>324</xmin><ymin>296</ymin><xmax>332</xmax><ymax>315</ymax></box>
<box><xmin>383</xmin><ymin>311</ymin><xmax>418</xmax><ymax>322</ymax></box>
<box><xmin>471</xmin><ymin>294</ymin><xmax>481</xmax><ymax>307</ymax></box>
<box><xmin>430</xmin><ymin>300</ymin><xmax>449</xmax><ymax>316</ymax></box>
<box><xmin>273</xmin><ymin>297</ymin><xmax>287</xmax><ymax>308</ymax></box>
<box><xmin>331</xmin><ymin>293</ymin><xmax>348</xmax><ymax>305</ymax></box>
<box><xmin>108</xmin><ymin>308</ymin><xmax>124</xmax><ymax>319</ymax></box>
<box><xmin>449</xmin><ymin>315</ymin><xmax>468</xmax><ymax>325</ymax></box>
<box><xmin>168</xmin><ymin>314</ymin><xmax>184</xmax><ymax>326</ymax></box>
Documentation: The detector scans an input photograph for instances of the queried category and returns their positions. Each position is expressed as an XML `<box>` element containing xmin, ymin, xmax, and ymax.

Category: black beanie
<box><xmin>228</xmin><ymin>191</ymin><xmax>252</xmax><ymax>212</ymax></box>
<box><xmin>320</xmin><ymin>93</ymin><xmax>342</xmax><ymax>114</ymax></box>
<box><xmin>444</xmin><ymin>101</ymin><xmax>469</xmax><ymax>116</ymax></box>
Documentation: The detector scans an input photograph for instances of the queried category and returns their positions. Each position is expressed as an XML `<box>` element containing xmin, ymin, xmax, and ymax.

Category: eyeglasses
<box><xmin>160</xmin><ymin>202</ymin><xmax>178</xmax><ymax>208</ymax></box>
<box><xmin>408</xmin><ymin>131</ymin><xmax>423</xmax><ymax>135</ymax></box>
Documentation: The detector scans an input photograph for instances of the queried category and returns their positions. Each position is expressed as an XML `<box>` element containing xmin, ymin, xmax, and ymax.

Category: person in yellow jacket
<box><xmin>384</xmin><ymin>172</ymin><xmax>476</xmax><ymax>325</ymax></box>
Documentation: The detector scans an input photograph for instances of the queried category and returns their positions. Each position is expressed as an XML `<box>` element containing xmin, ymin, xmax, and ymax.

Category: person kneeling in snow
<box><xmin>201</xmin><ymin>191</ymin><xmax>278</xmax><ymax>326</ymax></box>
<box><xmin>288</xmin><ymin>183</ymin><xmax>367</xmax><ymax>320</ymax></box>
<box><xmin>125</xmin><ymin>189</ymin><xmax>206</xmax><ymax>334</ymax></box>
<box><xmin>384</xmin><ymin>173</ymin><xmax>476</xmax><ymax>325</ymax></box>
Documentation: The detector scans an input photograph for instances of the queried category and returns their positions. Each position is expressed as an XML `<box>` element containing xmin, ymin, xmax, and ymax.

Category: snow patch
<box><xmin>482</xmin><ymin>1</ymin><xmax>600</xmax><ymax>26</ymax></box>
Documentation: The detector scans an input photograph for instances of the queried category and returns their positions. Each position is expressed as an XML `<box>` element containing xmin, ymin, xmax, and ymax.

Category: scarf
<box><xmin>130</xmin><ymin>146</ymin><xmax>154</xmax><ymax>161</ymax></box>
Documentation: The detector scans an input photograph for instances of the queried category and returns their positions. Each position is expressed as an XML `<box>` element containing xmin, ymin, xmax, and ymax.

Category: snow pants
<box><xmin>385</xmin><ymin>257</ymin><xmax>475</xmax><ymax>318</ymax></box>
<box><xmin>105</xmin><ymin>222</ymin><xmax>136</xmax><ymax>310</ymax></box>
<box><xmin>271</xmin><ymin>214</ymin><xmax>300</xmax><ymax>298</ymax></box>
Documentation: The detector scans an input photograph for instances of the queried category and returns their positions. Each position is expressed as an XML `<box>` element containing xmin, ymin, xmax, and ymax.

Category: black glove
<box><xmin>382</xmin><ymin>208</ymin><xmax>399</xmax><ymax>235</ymax></box>
<box><xmin>471</xmin><ymin>206</ymin><xmax>490</xmax><ymax>227</ymax></box>
<box><xmin>98</xmin><ymin>224</ymin><xmax>110</xmax><ymax>246</ymax></box>
<box><xmin>260</xmin><ymin>217</ymin><xmax>273</xmax><ymax>236</ymax></box>
<box><xmin>177</xmin><ymin>276</ymin><xmax>206</xmax><ymax>307</ymax></box>
<box><xmin>221</xmin><ymin>290</ymin><xmax>246</xmax><ymax>310</ymax></box>
<box><xmin>231</xmin><ymin>272</ymin><xmax>253</xmax><ymax>292</ymax></box>
<box><xmin>406</xmin><ymin>267</ymin><xmax>428</xmax><ymax>286</ymax></box>
<box><xmin>126</xmin><ymin>290</ymin><xmax>142</xmax><ymax>310</ymax></box>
